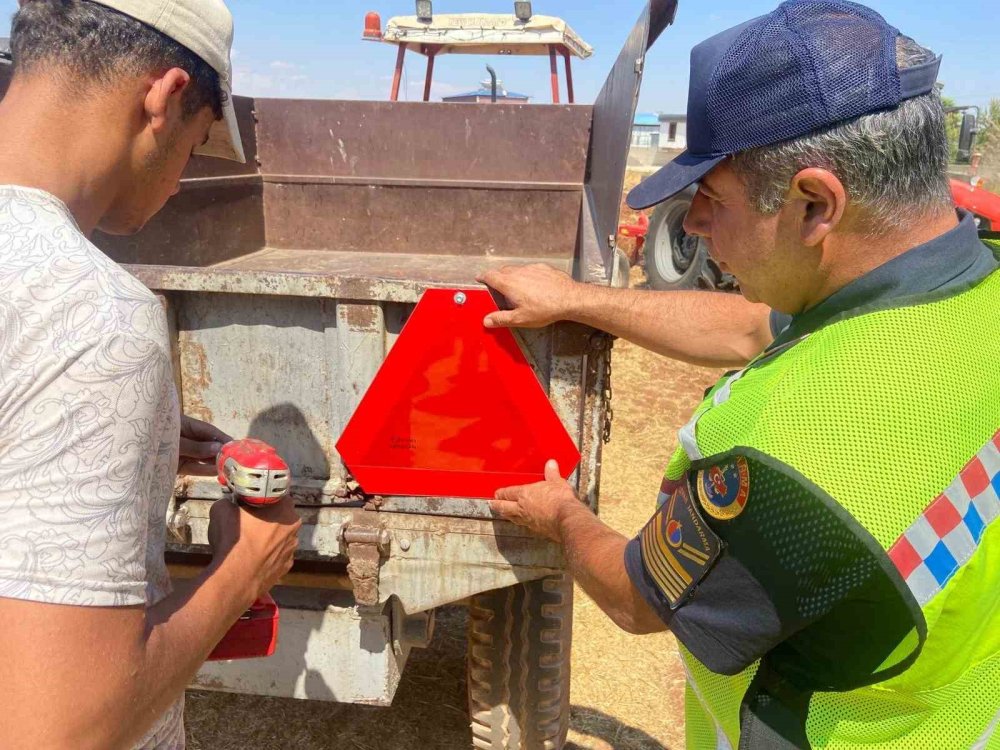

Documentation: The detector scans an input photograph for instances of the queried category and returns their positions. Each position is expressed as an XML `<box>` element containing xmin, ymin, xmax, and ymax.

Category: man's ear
<box><xmin>144</xmin><ymin>68</ymin><xmax>191</xmax><ymax>135</ymax></box>
<box><xmin>786</xmin><ymin>167</ymin><xmax>847</xmax><ymax>247</ymax></box>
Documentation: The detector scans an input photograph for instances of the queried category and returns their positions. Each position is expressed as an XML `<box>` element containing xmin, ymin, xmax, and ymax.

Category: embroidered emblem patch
<box><xmin>640</xmin><ymin>478</ymin><xmax>722</xmax><ymax>610</ymax></box>
<box><xmin>696</xmin><ymin>457</ymin><xmax>750</xmax><ymax>521</ymax></box>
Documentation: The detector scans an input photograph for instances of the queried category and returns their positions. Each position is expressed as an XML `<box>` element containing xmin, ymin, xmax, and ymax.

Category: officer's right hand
<box><xmin>208</xmin><ymin>497</ymin><xmax>301</xmax><ymax>599</ymax></box>
<box><xmin>477</xmin><ymin>263</ymin><xmax>583</xmax><ymax>329</ymax></box>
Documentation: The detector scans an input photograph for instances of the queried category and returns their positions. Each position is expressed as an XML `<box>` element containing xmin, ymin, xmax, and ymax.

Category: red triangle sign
<box><xmin>336</xmin><ymin>289</ymin><xmax>581</xmax><ymax>499</ymax></box>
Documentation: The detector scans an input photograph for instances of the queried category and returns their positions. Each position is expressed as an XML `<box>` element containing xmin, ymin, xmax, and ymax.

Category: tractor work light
<box><xmin>514</xmin><ymin>2</ymin><xmax>533</xmax><ymax>21</ymax></box>
<box><xmin>416</xmin><ymin>0</ymin><xmax>433</xmax><ymax>22</ymax></box>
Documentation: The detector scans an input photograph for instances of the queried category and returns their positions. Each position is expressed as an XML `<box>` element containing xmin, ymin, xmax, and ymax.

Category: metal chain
<box><xmin>602</xmin><ymin>336</ymin><xmax>615</xmax><ymax>445</ymax></box>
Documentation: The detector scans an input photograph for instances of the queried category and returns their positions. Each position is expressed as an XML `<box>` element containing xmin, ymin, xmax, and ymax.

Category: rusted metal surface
<box><xmin>173</xmin><ymin>499</ymin><xmax>564</xmax><ymax>614</ymax></box>
<box><xmin>99</xmin><ymin>181</ymin><xmax>265</xmax><ymax>267</ymax></box>
<box><xmin>96</xmin><ymin>98</ymin><xmax>592</xmax><ymax>267</ymax></box>
<box><xmin>176</xmin><ymin>293</ymin><xmax>383</xmax><ymax>486</ymax></box>
<box><xmin>580</xmin><ymin>333</ymin><xmax>615</xmax><ymax>512</ymax></box>
<box><xmin>342</xmin><ymin>512</ymin><xmax>391</xmax><ymax>607</ymax></box>
<box><xmin>548</xmin><ymin>323</ymin><xmax>590</xmax><ymax>492</ymax></box>
<box><xmin>253</xmin><ymin>99</ymin><xmax>592</xmax><ymax>183</ymax></box>
<box><xmin>375</xmin><ymin>496</ymin><xmax>495</xmax><ymax>519</ymax></box>
<box><xmin>262</xmin><ymin>182</ymin><xmax>581</xmax><ymax>258</ymax></box>
<box><xmin>173</xmin><ymin>475</ymin><xmax>362</xmax><ymax>506</ymax></box>
<box><xmin>125</xmin><ymin>252</ymin><xmax>572</xmax><ymax>302</ymax></box>
<box><xmin>167</xmin><ymin>285</ymin><xmax>564</xmax><ymax>503</ymax></box>
<box><xmin>169</xmin><ymin>562</ymin><xmax>354</xmax><ymax>591</ymax></box>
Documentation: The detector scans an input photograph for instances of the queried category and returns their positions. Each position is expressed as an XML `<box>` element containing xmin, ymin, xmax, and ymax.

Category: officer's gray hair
<box><xmin>730</xmin><ymin>36</ymin><xmax>953</xmax><ymax>232</ymax></box>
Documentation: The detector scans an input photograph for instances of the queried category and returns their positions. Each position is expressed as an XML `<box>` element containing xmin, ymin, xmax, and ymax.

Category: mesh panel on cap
<box><xmin>706</xmin><ymin>1</ymin><xmax>899</xmax><ymax>154</ymax></box>
<box><xmin>784</xmin><ymin>0</ymin><xmax>899</xmax><ymax>121</ymax></box>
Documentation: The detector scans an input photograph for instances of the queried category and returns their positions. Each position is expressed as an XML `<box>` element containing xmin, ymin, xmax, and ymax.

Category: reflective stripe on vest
<box><xmin>888</xmin><ymin>429</ymin><xmax>1000</xmax><ymax>606</ymax></box>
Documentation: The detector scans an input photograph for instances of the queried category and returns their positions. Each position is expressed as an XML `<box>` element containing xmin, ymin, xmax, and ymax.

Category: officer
<box><xmin>482</xmin><ymin>1</ymin><xmax>1000</xmax><ymax>748</ymax></box>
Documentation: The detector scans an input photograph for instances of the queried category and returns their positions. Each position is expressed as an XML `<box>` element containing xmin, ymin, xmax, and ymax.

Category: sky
<box><xmin>1</xmin><ymin>0</ymin><xmax>998</xmax><ymax>112</ymax></box>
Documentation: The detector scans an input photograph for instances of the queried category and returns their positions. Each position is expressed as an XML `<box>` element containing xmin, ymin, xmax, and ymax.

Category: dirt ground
<box><xmin>185</xmin><ymin>171</ymin><xmax>724</xmax><ymax>749</ymax></box>
<box><xmin>184</xmin><ymin>276</ymin><xmax>722</xmax><ymax>750</ymax></box>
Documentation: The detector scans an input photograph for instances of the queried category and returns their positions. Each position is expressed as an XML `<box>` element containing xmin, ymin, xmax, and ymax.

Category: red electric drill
<box><xmin>207</xmin><ymin>438</ymin><xmax>291</xmax><ymax>661</ymax></box>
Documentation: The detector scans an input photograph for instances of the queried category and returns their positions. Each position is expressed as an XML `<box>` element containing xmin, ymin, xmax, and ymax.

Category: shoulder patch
<box><xmin>696</xmin><ymin>456</ymin><xmax>750</xmax><ymax>520</ymax></box>
<box><xmin>640</xmin><ymin>478</ymin><xmax>723</xmax><ymax>610</ymax></box>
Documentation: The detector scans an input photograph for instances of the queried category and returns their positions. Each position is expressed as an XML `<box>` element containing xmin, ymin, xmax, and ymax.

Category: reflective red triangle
<box><xmin>336</xmin><ymin>289</ymin><xmax>581</xmax><ymax>499</ymax></box>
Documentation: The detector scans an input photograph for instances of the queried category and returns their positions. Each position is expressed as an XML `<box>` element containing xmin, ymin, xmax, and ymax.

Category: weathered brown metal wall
<box><xmin>253</xmin><ymin>100</ymin><xmax>591</xmax><ymax>183</ymax></box>
<box><xmin>95</xmin><ymin>98</ymin><xmax>593</xmax><ymax>267</ymax></box>
<box><xmin>261</xmin><ymin>181</ymin><xmax>581</xmax><ymax>258</ymax></box>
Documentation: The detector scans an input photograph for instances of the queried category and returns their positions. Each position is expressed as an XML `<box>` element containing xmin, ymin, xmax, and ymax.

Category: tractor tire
<box><xmin>643</xmin><ymin>186</ymin><xmax>736</xmax><ymax>292</ymax></box>
<box><xmin>467</xmin><ymin>574</ymin><xmax>573</xmax><ymax>750</ymax></box>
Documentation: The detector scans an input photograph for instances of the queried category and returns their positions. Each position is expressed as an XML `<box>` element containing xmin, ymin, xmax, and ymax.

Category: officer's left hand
<box><xmin>178</xmin><ymin>415</ymin><xmax>233</xmax><ymax>476</ymax></box>
<box><xmin>490</xmin><ymin>460</ymin><xmax>581</xmax><ymax>543</ymax></box>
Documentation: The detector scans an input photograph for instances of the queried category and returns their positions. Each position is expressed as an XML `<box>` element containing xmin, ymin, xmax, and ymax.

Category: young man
<box><xmin>484</xmin><ymin>1</ymin><xmax>1000</xmax><ymax>748</ymax></box>
<box><xmin>0</xmin><ymin>2</ymin><xmax>299</xmax><ymax>748</ymax></box>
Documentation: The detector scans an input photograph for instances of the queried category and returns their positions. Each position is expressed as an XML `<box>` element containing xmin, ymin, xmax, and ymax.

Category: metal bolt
<box><xmin>454</xmin><ymin>291</ymin><xmax>467</xmax><ymax>306</ymax></box>
<box><xmin>399</xmin><ymin>538</ymin><xmax>411</xmax><ymax>551</ymax></box>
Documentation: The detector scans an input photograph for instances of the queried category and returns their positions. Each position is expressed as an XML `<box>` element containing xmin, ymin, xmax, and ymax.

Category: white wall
<box><xmin>659</xmin><ymin>119</ymin><xmax>687</xmax><ymax>150</ymax></box>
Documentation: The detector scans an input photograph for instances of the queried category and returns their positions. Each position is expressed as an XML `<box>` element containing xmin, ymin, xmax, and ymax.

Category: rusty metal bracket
<box><xmin>341</xmin><ymin>514</ymin><xmax>392</xmax><ymax>606</ymax></box>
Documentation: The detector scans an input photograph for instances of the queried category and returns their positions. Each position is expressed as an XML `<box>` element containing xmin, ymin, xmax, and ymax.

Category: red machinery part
<box><xmin>337</xmin><ymin>288</ymin><xmax>581</xmax><ymax>499</ymax></box>
<box><xmin>950</xmin><ymin>178</ymin><xmax>1000</xmax><ymax>230</ymax></box>
<box><xmin>207</xmin><ymin>593</ymin><xmax>280</xmax><ymax>661</ymax></box>
<box><xmin>216</xmin><ymin>438</ymin><xmax>290</xmax><ymax>507</ymax></box>
<box><xmin>619</xmin><ymin>212</ymin><xmax>650</xmax><ymax>254</ymax></box>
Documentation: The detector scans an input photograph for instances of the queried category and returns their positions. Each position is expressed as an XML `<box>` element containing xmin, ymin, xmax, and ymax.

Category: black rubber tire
<box><xmin>643</xmin><ymin>186</ymin><xmax>737</xmax><ymax>292</ymax></box>
<box><xmin>467</xmin><ymin>574</ymin><xmax>573</xmax><ymax>750</ymax></box>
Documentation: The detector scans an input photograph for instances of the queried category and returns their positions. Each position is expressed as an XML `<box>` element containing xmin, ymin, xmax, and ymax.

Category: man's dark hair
<box><xmin>11</xmin><ymin>0</ymin><xmax>222</xmax><ymax>119</ymax></box>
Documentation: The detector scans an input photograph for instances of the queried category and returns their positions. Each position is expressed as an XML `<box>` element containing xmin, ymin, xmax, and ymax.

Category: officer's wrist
<box><xmin>554</xmin><ymin>495</ymin><xmax>593</xmax><ymax>544</ymax></box>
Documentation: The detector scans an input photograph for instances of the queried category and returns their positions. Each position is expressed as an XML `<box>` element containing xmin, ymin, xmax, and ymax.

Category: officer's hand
<box><xmin>477</xmin><ymin>264</ymin><xmax>583</xmax><ymax>329</ymax></box>
<box><xmin>179</xmin><ymin>415</ymin><xmax>232</xmax><ymax>476</ymax></box>
<box><xmin>490</xmin><ymin>460</ymin><xmax>582</xmax><ymax>543</ymax></box>
<box><xmin>209</xmin><ymin>497</ymin><xmax>302</xmax><ymax>599</ymax></box>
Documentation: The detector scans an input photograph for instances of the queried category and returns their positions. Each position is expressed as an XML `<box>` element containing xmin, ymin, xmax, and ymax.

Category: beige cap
<box><xmin>88</xmin><ymin>0</ymin><xmax>245</xmax><ymax>162</ymax></box>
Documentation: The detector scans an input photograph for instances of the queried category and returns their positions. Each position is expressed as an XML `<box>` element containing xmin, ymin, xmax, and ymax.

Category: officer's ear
<box><xmin>786</xmin><ymin>168</ymin><xmax>847</xmax><ymax>248</ymax></box>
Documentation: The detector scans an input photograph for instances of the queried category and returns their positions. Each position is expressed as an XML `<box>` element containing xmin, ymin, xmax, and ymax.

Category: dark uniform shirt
<box><xmin>625</xmin><ymin>211</ymin><xmax>998</xmax><ymax>674</ymax></box>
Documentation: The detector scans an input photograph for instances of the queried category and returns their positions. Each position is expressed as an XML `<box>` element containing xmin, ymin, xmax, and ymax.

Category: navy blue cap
<box><xmin>627</xmin><ymin>0</ymin><xmax>942</xmax><ymax>210</ymax></box>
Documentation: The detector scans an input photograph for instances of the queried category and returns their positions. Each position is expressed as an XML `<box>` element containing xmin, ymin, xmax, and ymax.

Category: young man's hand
<box><xmin>178</xmin><ymin>415</ymin><xmax>232</xmax><ymax>475</ymax></box>
<box><xmin>477</xmin><ymin>264</ymin><xmax>584</xmax><ymax>329</ymax></box>
<box><xmin>208</xmin><ymin>496</ymin><xmax>301</xmax><ymax>600</ymax></box>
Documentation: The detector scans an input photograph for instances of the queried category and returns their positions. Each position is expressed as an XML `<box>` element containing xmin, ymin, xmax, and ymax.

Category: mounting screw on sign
<box><xmin>454</xmin><ymin>291</ymin><xmax>467</xmax><ymax>305</ymax></box>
